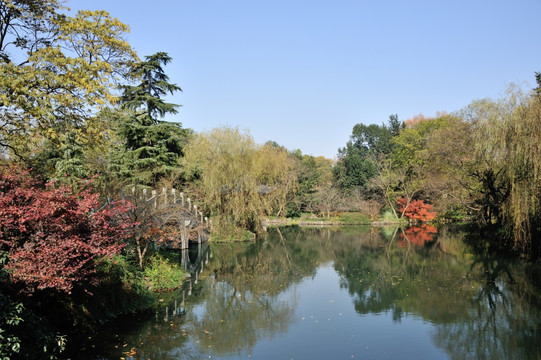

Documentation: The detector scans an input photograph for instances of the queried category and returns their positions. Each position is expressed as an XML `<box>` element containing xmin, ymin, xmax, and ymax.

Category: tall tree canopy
<box><xmin>0</xmin><ymin>1</ymin><xmax>137</xmax><ymax>157</ymax></box>
<box><xmin>117</xmin><ymin>52</ymin><xmax>189</xmax><ymax>186</ymax></box>
<box><xmin>289</xmin><ymin>150</ymin><xmax>334</xmax><ymax>215</ymax></box>
<box><xmin>334</xmin><ymin>115</ymin><xmax>402</xmax><ymax>189</ymax></box>
<box><xmin>120</xmin><ymin>52</ymin><xmax>181</xmax><ymax>122</ymax></box>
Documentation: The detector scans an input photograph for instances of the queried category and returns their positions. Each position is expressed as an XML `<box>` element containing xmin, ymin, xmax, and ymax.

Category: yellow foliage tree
<box><xmin>0</xmin><ymin>1</ymin><xmax>137</xmax><ymax>158</ymax></box>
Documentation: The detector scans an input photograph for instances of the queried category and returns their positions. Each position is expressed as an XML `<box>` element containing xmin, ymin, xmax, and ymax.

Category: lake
<box><xmin>74</xmin><ymin>225</ymin><xmax>541</xmax><ymax>359</ymax></box>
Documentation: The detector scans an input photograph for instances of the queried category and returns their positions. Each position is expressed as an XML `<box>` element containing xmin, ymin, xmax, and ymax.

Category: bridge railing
<box><xmin>129</xmin><ymin>186</ymin><xmax>211</xmax><ymax>248</ymax></box>
<box><xmin>131</xmin><ymin>186</ymin><xmax>211</xmax><ymax>229</ymax></box>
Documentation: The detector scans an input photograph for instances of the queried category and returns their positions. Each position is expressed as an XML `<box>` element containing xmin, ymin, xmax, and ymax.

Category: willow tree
<box><xmin>498</xmin><ymin>88</ymin><xmax>541</xmax><ymax>254</ymax></box>
<box><xmin>455</xmin><ymin>85</ymin><xmax>541</xmax><ymax>255</ymax></box>
<box><xmin>183</xmin><ymin>127</ymin><xmax>296</xmax><ymax>238</ymax></box>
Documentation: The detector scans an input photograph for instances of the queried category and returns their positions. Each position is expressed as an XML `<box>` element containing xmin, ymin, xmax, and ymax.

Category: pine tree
<box><xmin>54</xmin><ymin>131</ymin><xmax>88</xmax><ymax>186</ymax></box>
<box><xmin>121</xmin><ymin>52</ymin><xmax>182</xmax><ymax>122</ymax></box>
<box><xmin>118</xmin><ymin>52</ymin><xmax>189</xmax><ymax>185</ymax></box>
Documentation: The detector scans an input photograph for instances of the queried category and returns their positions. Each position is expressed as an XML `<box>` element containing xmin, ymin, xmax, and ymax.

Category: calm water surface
<box><xmin>79</xmin><ymin>226</ymin><xmax>541</xmax><ymax>359</ymax></box>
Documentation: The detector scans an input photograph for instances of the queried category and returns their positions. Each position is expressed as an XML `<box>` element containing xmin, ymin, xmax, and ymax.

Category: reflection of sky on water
<box><xmin>254</xmin><ymin>264</ymin><xmax>446</xmax><ymax>360</ymax></box>
<box><xmin>182</xmin><ymin>263</ymin><xmax>447</xmax><ymax>360</ymax></box>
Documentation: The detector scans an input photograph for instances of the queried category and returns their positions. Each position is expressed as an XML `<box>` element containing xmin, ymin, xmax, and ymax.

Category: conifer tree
<box><xmin>118</xmin><ymin>52</ymin><xmax>189</xmax><ymax>186</ymax></box>
<box><xmin>54</xmin><ymin>131</ymin><xmax>88</xmax><ymax>186</ymax></box>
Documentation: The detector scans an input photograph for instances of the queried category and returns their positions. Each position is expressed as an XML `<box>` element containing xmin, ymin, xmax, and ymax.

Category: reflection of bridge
<box><xmin>180</xmin><ymin>242</ymin><xmax>210</xmax><ymax>273</ymax></box>
<box><xmin>159</xmin><ymin>242</ymin><xmax>211</xmax><ymax>322</ymax></box>
<box><xmin>130</xmin><ymin>187</ymin><xmax>210</xmax><ymax>249</ymax></box>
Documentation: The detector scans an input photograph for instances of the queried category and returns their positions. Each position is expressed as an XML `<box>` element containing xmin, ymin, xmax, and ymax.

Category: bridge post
<box><xmin>162</xmin><ymin>187</ymin><xmax>167</xmax><ymax>205</ymax></box>
<box><xmin>193</xmin><ymin>204</ymin><xmax>198</xmax><ymax>217</ymax></box>
<box><xmin>152</xmin><ymin>190</ymin><xmax>157</xmax><ymax>208</ymax></box>
<box><xmin>199</xmin><ymin>211</ymin><xmax>203</xmax><ymax>223</ymax></box>
<box><xmin>181</xmin><ymin>220</ymin><xmax>191</xmax><ymax>249</ymax></box>
<box><xmin>180</xmin><ymin>192</ymin><xmax>184</xmax><ymax>206</ymax></box>
<box><xmin>181</xmin><ymin>248</ymin><xmax>186</xmax><ymax>268</ymax></box>
<box><xmin>143</xmin><ymin>188</ymin><xmax>147</xmax><ymax>201</ymax></box>
<box><xmin>187</xmin><ymin>198</ymin><xmax>191</xmax><ymax>211</ymax></box>
<box><xmin>172</xmin><ymin>188</ymin><xmax>177</xmax><ymax>204</ymax></box>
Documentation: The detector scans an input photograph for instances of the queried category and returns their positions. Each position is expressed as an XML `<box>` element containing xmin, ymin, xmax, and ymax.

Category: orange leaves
<box><xmin>396</xmin><ymin>198</ymin><xmax>437</xmax><ymax>222</ymax></box>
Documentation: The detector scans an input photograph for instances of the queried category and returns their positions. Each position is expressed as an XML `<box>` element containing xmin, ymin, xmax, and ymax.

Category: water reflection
<box><xmin>187</xmin><ymin>280</ymin><xmax>295</xmax><ymax>356</ymax></box>
<box><xmin>398</xmin><ymin>224</ymin><xmax>438</xmax><ymax>247</ymax></box>
<box><xmin>78</xmin><ymin>225</ymin><xmax>541</xmax><ymax>359</ymax></box>
<box><xmin>433</xmin><ymin>242</ymin><xmax>541</xmax><ymax>359</ymax></box>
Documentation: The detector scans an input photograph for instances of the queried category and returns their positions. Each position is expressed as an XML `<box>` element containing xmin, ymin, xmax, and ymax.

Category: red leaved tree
<box><xmin>396</xmin><ymin>198</ymin><xmax>437</xmax><ymax>222</ymax></box>
<box><xmin>0</xmin><ymin>165</ymin><xmax>134</xmax><ymax>293</ymax></box>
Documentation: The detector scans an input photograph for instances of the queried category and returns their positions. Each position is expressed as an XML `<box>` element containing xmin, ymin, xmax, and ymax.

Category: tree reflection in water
<box><xmin>187</xmin><ymin>280</ymin><xmax>295</xmax><ymax>356</ymax></box>
<box><xmin>432</xmin><ymin>242</ymin><xmax>541</xmax><ymax>359</ymax></box>
<box><xmin>398</xmin><ymin>225</ymin><xmax>438</xmax><ymax>247</ymax></box>
<box><xmin>78</xmin><ymin>225</ymin><xmax>541</xmax><ymax>359</ymax></box>
<box><xmin>332</xmin><ymin>225</ymin><xmax>541</xmax><ymax>359</ymax></box>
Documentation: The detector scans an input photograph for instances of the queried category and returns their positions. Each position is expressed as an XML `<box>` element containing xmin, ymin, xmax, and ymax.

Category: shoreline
<box><xmin>262</xmin><ymin>218</ymin><xmax>405</xmax><ymax>227</ymax></box>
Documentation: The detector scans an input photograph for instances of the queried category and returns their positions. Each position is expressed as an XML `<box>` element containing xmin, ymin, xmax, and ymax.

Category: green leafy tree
<box><xmin>288</xmin><ymin>150</ymin><xmax>333</xmax><ymax>216</ymax></box>
<box><xmin>370</xmin><ymin>156</ymin><xmax>424</xmax><ymax>220</ymax></box>
<box><xmin>387</xmin><ymin>114</ymin><xmax>404</xmax><ymax>136</ymax></box>
<box><xmin>117</xmin><ymin>52</ymin><xmax>189</xmax><ymax>186</ymax></box>
<box><xmin>421</xmin><ymin>115</ymin><xmax>479</xmax><ymax>217</ymax></box>
<box><xmin>370</xmin><ymin>114</ymin><xmax>450</xmax><ymax>219</ymax></box>
<box><xmin>334</xmin><ymin>115</ymin><xmax>401</xmax><ymax>189</ymax></box>
<box><xmin>120</xmin><ymin>52</ymin><xmax>181</xmax><ymax>120</ymax></box>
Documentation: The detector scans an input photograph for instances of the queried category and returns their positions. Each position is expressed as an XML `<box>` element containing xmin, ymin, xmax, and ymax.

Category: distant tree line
<box><xmin>332</xmin><ymin>80</ymin><xmax>541</xmax><ymax>257</ymax></box>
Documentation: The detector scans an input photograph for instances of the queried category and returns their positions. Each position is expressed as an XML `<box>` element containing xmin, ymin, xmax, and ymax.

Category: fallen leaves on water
<box><xmin>123</xmin><ymin>347</ymin><xmax>137</xmax><ymax>357</ymax></box>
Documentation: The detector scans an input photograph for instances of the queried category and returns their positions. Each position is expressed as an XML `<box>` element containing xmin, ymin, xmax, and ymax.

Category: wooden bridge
<box><xmin>129</xmin><ymin>186</ymin><xmax>210</xmax><ymax>249</ymax></box>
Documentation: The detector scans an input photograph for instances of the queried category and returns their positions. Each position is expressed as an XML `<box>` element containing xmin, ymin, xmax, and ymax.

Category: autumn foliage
<box><xmin>398</xmin><ymin>225</ymin><xmax>438</xmax><ymax>247</ymax></box>
<box><xmin>396</xmin><ymin>198</ymin><xmax>436</xmax><ymax>221</ymax></box>
<box><xmin>0</xmin><ymin>166</ymin><xmax>134</xmax><ymax>293</ymax></box>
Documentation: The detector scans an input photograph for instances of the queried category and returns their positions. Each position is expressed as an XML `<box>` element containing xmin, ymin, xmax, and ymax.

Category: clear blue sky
<box><xmin>73</xmin><ymin>0</ymin><xmax>540</xmax><ymax>159</ymax></box>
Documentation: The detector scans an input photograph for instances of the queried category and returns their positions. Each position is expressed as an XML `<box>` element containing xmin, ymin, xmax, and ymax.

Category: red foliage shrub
<box><xmin>0</xmin><ymin>165</ymin><xmax>134</xmax><ymax>293</ymax></box>
<box><xmin>396</xmin><ymin>198</ymin><xmax>437</xmax><ymax>221</ymax></box>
